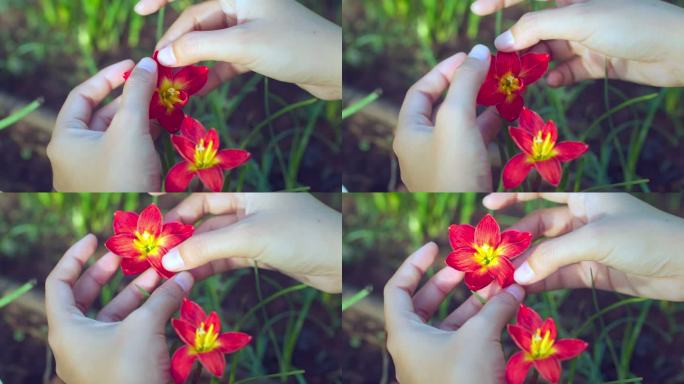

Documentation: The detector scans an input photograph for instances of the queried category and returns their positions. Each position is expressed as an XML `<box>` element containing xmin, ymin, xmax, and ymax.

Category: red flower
<box><xmin>171</xmin><ymin>298</ymin><xmax>252</xmax><ymax>384</ymax></box>
<box><xmin>477</xmin><ymin>51</ymin><xmax>550</xmax><ymax>121</ymax></box>
<box><xmin>506</xmin><ymin>304</ymin><xmax>588</xmax><ymax>384</ymax></box>
<box><xmin>124</xmin><ymin>51</ymin><xmax>208</xmax><ymax>133</ymax></box>
<box><xmin>503</xmin><ymin>107</ymin><xmax>588</xmax><ymax>189</ymax></box>
<box><xmin>445</xmin><ymin>214</ymin><xmax>532</xmax><ymax>291</ymax></box>
<box><xmin>165</xmin><ymin>116</ymin><xmax>251</xmax><ymax>192</ymax></box>
<box><xmin>104</xmin><ymin>204</ymin><xmax>194</xmax><ymax>278</ymax></box>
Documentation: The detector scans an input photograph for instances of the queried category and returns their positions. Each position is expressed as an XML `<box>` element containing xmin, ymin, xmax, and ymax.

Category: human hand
<box><xmin>484</xmin><ymin>193</ymin><xmax>684</xmax><ymax>301</ymax></box>
<box><xmin>472</xmin><ymin>0</ymin><xmax>684</xmax><ymax>87</ymax></box>
<box><xmin>48</xmin><ymin>58</ymin><xmax>162</xmax><ymax>192</ymax></box>
<box><xmin>394</xmin><ymin>45</ymin><xmax>503</xmax><ymax>192</ymax></box>
<box><xmin>46</xmin><ymin>234</ymin><xmax>195</xmax><ymax>384</ymax></box>
<box><xmin>159</xmin><ymin>193</ymin><xmax>342</xmax><ymax>293</ymax></box>
<box><xmin>384</xmin><ymin>242</ymin><xmax>526</xmax><ymax>384</ymax></box>
<box><xmin>134</xmin><ymin>0</ymin><xmax>342</xmax><ymax>100</ymax></box>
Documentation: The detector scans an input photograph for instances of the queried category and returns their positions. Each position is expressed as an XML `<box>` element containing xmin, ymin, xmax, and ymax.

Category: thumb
<box><xmin>114</xmin><ymin>57</ymin><xmax>158</xmax><ymax>130</ymax></box>
<box><xmin>439</xmin><ymin>44</ymin><xmax>490</xmax><ymax>119</ymax></box>
<box><xmin>470</xmin><ymin>284</ymin><xmax>525</xmax><ymax>337</ymax></box>
<box><xmin>156</xmin><ymin>28</ymin><xmax>253</xmax><ymax>68</ymax></box>
<box><xmin>138</xmin><ymin>272</ymin><xmax>194</xmax><ymax>328</ymax></box>
<box><xmin>514</xmin><ymin>225</ymin><xmax>603</xmax><ymax>285</ymax></box>
<box><xmin>494</xmin><ymin>3</ymin><xmax>590</xmax><ymax>51</ymax></box>
<box><xmin>161</xmin><ymin>221</ymin><xmax>259</xmax><ymax>272</ymax></box>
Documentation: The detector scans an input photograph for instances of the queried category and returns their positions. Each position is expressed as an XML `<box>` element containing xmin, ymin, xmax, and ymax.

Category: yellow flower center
<box><xmin>531</xmin><ymin>131</ymin><xmax>557</xmax><ymax>162</ymax></box>
<box><xmin>473</xmin><ymin>243</ymin><xmax>501</xmax><ymax>268</ymax></box>
<box><xmin>158</xmin><ymin>79</ymin><xmax>183</xmax><ymax>112</ymax></box>
<box><xmin>193</xmin><ymin>139</ymin><xmax>219</xmax><ymax>170</ymax></box>
<box><xmin>132</xmin><ymin>231</ymin><xmax>159</xmax><ymax>258</ymax></box>
<box><xmin>527</xmin><ymin>328</ymin><xmax>556</xmax><ymax>360</ymax></box>
<box><xmin>193</xmin><ymin>322</ymin><xmax>220</xmax><ymax>353</ymax></box>
<box><xmin>499</xmin><ymin>73</ymin><xmax>521</xmax><ymax>98</ymax></box>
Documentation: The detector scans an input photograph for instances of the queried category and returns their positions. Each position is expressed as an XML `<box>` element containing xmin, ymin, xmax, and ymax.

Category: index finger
<box><xmin>156</xmin><ymin>1</ymin><xmax>230</xmax><ymax>49</ymax></box>
<box><xmin>45</xmin><ymin>234</ymin><xmax>98</xmax><ymax>321</ymax></box>
<box><xmin>55</xmin><ymin>60</ymin><xmax>133</xmax><ymax>132</ymax></box>
<box><xmin>164</xmin><ymin>193</ymin><xmax>245</xmax><ymax>224</ymax></box>
<box><xmin>383</xmin><ymin>242</ymin><xmax>439</xmax><ymax>331</ymax></box>
<box><xmin>134</xmin><ymin>0</ymin><xmax>173</xmax><ymax>16</ymax></box>
<box><xmin>397</xmin><ymin>53</ymin><xmax>466</xmax><ymax>131</ymax></box>
<box><xmin>482</xmin><ymin>193</ymin><xmax>570</xmax><ymax>210</ymax></box>
<box><xmin>471</xmin><ymin>0</ymin><xmax>548</xmax><ymax>16</ymax></box>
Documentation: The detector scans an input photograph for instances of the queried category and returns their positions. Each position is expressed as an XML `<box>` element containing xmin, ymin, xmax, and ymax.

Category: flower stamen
<box><xmin>473</xmin><ymin>243</ymin><xmax>501</xmax><ymax>267</ymax></box>
<box><xmin>194</xmin><ymin>322</ymin><xmax>220</xmax><ymax>353</ymax></box>
<box><xmin>499</xmin><ymin>73</ymin><xmax>521</xmax><ymax>97</ymax></box>
<box><xmin>527</xmin><ymin>328</ymin><xmax>556</xmax><ymax>360</ymax></box>
<box><xmin>193</xmin><ymin>139</ymin><xmax>219</xmax><ymax>169</ymax></box>
<box><xmin>132</xmin><ymin>231</ymin><xmax>159</xmax><ymax>258</ymax></box>
<box><xmin>531</xmin><ymin>131</ymin><xmax>556</xmax><ymax>161</ymax></box>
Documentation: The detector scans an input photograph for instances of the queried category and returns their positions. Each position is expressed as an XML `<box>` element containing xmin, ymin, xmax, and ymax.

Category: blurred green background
<box><xmin>342</xmin><ymin>192</ymin><xmax>684</xmax><ymax>383</ymax></box>
<box><xmin>0</xmin><ymin>0</ymin><xmax>341</xmax><ymax>192</ymax></box>
<box><xmin>0</xmin><ymin>193</ymin><xmax>342</xmax><ymax>384</ymax></box>
<box><xmin>342</xmin><ymin>0</ymin><xmax>684</xmax><ymax>192</ymax></box>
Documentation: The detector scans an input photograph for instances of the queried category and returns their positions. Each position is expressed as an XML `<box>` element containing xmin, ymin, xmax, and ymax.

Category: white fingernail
<box><xmin>470</xmin><ymin>1</ymin><xmax>484</xmax><ymax>14</ymax></box>
<box><xmin>173</xmin><ymin>272</ymin><xmax>193</xmax><ymax>292</ymax></box>
<box><xmin>162</xmin><ymin>249</ymin><xmax>184</xmax><ymax>271</ymax></box>
<box><xmin>504</xmin><ymin>284</ymin><xmax>525</xmax><ymax>302</ymax></box>
<box><xmin>468</xmin><ymin>44</ymin><xmax>490</xmax><ymax>62</ymax></box>
<box><xmin>134</xmin><ymin>1</ymin><xmax>145</xmax><ymax>14</ymax></box>
<box><xmin>157</xmin><ymin>47</ymin><xmax>176</xmax><ymax>66</ymax></box>
<box><xmin>514</xmin><ymin>262</ymin><xmax>535</xmax><ymax>284</ymax></box>
<box><xmin>495</xmin><ymin>31</ymin><xmax>515</xmax><ymax>50</ymax></box>
<box><xmin>138</xmin><ymin>57</ymin><xmax>157</xmax><ymax>73</ymax></box>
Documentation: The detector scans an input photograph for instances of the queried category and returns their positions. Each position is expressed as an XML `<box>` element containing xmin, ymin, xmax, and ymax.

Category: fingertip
<box><xmin>470</xmin><ymin>1</ymin><xmax>487</xmax><ymax>16</ymax></box>
<box><xmin>468</xmin><ymin>44</ymin><xmax>490</xmax><ymax>63</ymax></box>
<box><xmin>514</xmin><ymin>262</ymin><xmax>536</xmax><ymax>284</ymax></box>
<box><xmin>494</xmin><ymin>30</ymin><xmax>516</xmax><ymax>51</ymax></box>
<box><xmin>503</xmin><ymin>284</ymin><xmax>525</xmax><ymax>302</ymax></box>
<box><xmin>162</xmin><ymin>248</ymin><xmax>185</xmax><ymax>271</ymax></box>
<box><xmin>157</xmin><ymin>46</ymin><xmax>177</xmax><ymax>66</ymax></box>
<box><xmin>134</xmin><ymin>1</ymin><xmax>157</xmax><ymax>15</ymax></box>
<box><xmin>137</xmin><ymin>57</ymin><xmax>157</xmax><ymax>74</ymax></box>
<box><xmin>482</xmin><ymin>194</ymin><xmax>497</xmax><ymax>209</ymax></box>
<box><xmin>173</xmin><ymin>271</ymin><xmax>194</xmax><ymax>293</ymax></box>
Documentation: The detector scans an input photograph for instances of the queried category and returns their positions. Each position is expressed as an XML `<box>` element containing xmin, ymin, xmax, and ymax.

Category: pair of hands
<box><xmin>48</xmin><ymin>0</ymin><xmax>342</xmax><ymax>192</ymax></box>
<box><xmin>395</xmin><ymin>0</ymin><xmax>684</xmax><ymax>192</ymax></box>
<box><xmin>386</xmin><ymin>193</ymin><xmax>684</xmax><ymax>383</ymax></box>
<box><xmin>47</xmin><ymin>193</ymin><xmax>341</xmax><ymax>384</ymax></box>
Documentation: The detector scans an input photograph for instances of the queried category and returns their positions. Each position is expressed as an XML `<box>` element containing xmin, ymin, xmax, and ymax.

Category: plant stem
<box><xmin>191</xmin><ymin>363</ymin><xmax>202</xmax><ymax>384</ymax></box>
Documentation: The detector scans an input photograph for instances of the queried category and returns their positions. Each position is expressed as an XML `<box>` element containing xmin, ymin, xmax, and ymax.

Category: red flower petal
<box><xmin>120</xmin><ymin>257</ymin><xmax>150</xmax><ymax>275</ymax></box>
<box><xmin>449</xmin><ymin>224</ymin><xmax>475</xmax><ymax>252</ymax></box>
<box><xmin>476</xmin><ymin>79</ymin><xmax>506</xmax><ymax>106</ymax></box>
<box><xmin>153</xmin><ymin>51</ymin><xmax>175</xmax><ymax>84</ymax></box>
<box><xmin>554</xmin><ymin>338</ymin><xmax>588</xmax><ymax>361</ymax></box>
<box><xmin>149</xmin><ymin>93</ymin><xmax>166</xmax><ymax>119</ymax></box>
<box><xmin>489</xmin><ymin>256</ymin><xmax>515</xmax><ymax>288</ymax></box>
<box><xmin>516</xmin><ymin>304</ymin><xmax>543</xmax><ymax>331</ymax></box>
<box><xmin>198</xmin><ymin>350</ymin><xmax>226</xmax><ymax>378</ymax></box>
<box><xmin>495</xmin><ymin>51</ymin><xmax>522</xmax><ymax>77</ymax></box>
<box><xmin>171</xmin><ymin>135</ymin><xmax>198</xmax><ymax>164</ymax></box>
<box><xmin>165</xmin><ymin>162</ymin><xmax>197</xmax><ymax>192</ymax></box>
<box><xmin>172</xmin><ymin>318</ymin><xmax>197</xmax><ymax>347</ymax></box>
<box><xmin>474</xmin><ymin>214</ymin><xmax>500</xmax><ymax>247</ymax></box>
<box><xmin>171</xmin><ymin>345</ymin><xmax>197</xmax><ymax>384</ymax></box>
<box><xmin>541</xmin><ymin>120</ymin><xmax>559</xmax><ymax>143</ymax></box>
<box><xmin>180</xmin><ymin>116</ymin><xmax>207</xmax><ymax>143</ymax></box>
<box><xmin>174</xmin><ymin>65</ymin><xmax>209</xmax><ymax>95</ymax></box>
<box><xmin>509</xmin><ymin>127</ymin><xmax>534</xmax><ymax>155</ymax></box>
<box><xmin>159</xmin><ymin>222</ymin><xmax>194</xmax><ymax>251</ymax></box>
<box><xmin>181</xmin><ymin>298</ymin><xmax>208</xmax><ymax>327</ymax></box>
<box><xmin>445</xmin><ymin>247</ymin><xmax>480</xmax><ymax>272</ymax></box>
<box><xmin>554</xmin><ymin>141</ymin><xmax>589</xmax><ymax>162</ymax></box>
<box><xmin>507</xmin><ymin>324</ymin><xmax>533</xmax><ymax>353</ymax></box>
<box><xmin>105</xmin><ymin>234</ymin><xmax>139</xmax><ymax>258</ymax></box>
<box><xmin>197</xmin><ymin>166</ymin><xmax>226</xmax><ymax>192</ymax></box>
<box><xmin>497</xmin><ymin>93</ymin><xmax>525</xmax><ymax>122</ymax></box>
<box><xmin>498</xmin><ymin>230</ymin><xmax>532</xmax><ymax>259</ymax></box>
<box><xmin>541</xmin><ymin>317</ymin><xmax>558</xmax><ymax>341</ymax></box>
<box><xmin>206</xmin><ymin>311</ymin><xmax>222</xmax><ymax>334</ymax></box>
<box><xmin>519</xmin><ymin>53</ymin><xmax>550</xmax><ymax>85</ymax></box>
<box><xmin>503</xmin><ymin>153</ymin><xmax>534</xmax><ymax>190</ymax></box>
<box><xmin>518</xmin><ymin>107</ymin><xmax>545</xmax><ymax>134</ymax></box>
<box><xmin>156</xmin><ymin>107</ymin><xmax>185</xmax><ymax>133</ymax></box>
<box><xmin>113</xmin><ymin>211</ymin><xmax>138</xmax><ymax>235</ymax></box>
<box><xmin>216</xmin><ymin>149</ymin><xmax>251</xmax><ymax>170</ymax></box>
<box><xmin>534</xmin><ymin>157</ymin><xmax>563</xmax><ymax>186</ymax></box>
<box><xmin>137</xmin><ymin>204</ymin><xmax>162</xmax><ymax>237</ymax></box>
<box><xmin>217</xmin><ymin>332</ymin><xmax>252</xmax><ymax>354</ymax></box>
<box><xmin>505</xmin><ymin>351</ymin><xmax>532</xmax><ymax>384</ymax></box>
<box><xmin>464</xmin><ymin>268</ymin><xmax>494</xmax><ymax>291</ymax></box>
<box><xmin>206</xmin><ymin>128</ymin><xmax>221</xmax><ymax>151</ymax></box>
<box><xmin>533</xmin><ymin>357</ymin><xmax>561</xmax><ymax>383</ymax></box>
<box><xmin>147</xmin><ymin>255</ymin><xmax>175</xmax><ymax>279</ymax></box>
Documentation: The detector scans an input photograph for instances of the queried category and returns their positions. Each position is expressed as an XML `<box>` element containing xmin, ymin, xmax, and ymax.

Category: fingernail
<box><xmin>162</xmin><ymin>249</ymin><xmax>184</xmax><ymax>271</ymax></box>
<box><xmin>138</xmin><ymin>57</ymin><xmax>157</xmax><ymax>73</ymax></box>
<box><xmin>133</xmin><ymin>1</ymin><xmax>146</xmax><ymax>14</ymax></box>
<box><xmin>157</xmin><ymin>46</ymin><xmax>176</xmax><ymax>66</ymax></box>
<box><xmin>495</xmin><ymin>30</ymin><xmax>515</xmax><ymax>50</ymax></box>
<box><xmin>504</xmin><ymin>284</ymin><xmax>525</xmax><ymax>302</ymax></box>
<box><xmin>470</xmin><ymin>1</ymin><xmax>484</xmax><ymax>14</ymax></box>
<box><xmin>173</xmin><ymin>272</ymin><xmax>193</xmax><ymax>292</ymax></box>
<box><xmin>514</xmin><ymin>262</ymin><xmax>535</xmax><ymax>284</ymax></box>
<box><xmin>482</xmin><ymin>195</ymin><xmax>494</xmax><ymax>208</ymax></box>
<box><xmin>468</xmin><ymin>44</ymin><xmax>490</xmax><ymax>62</ymax></box>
